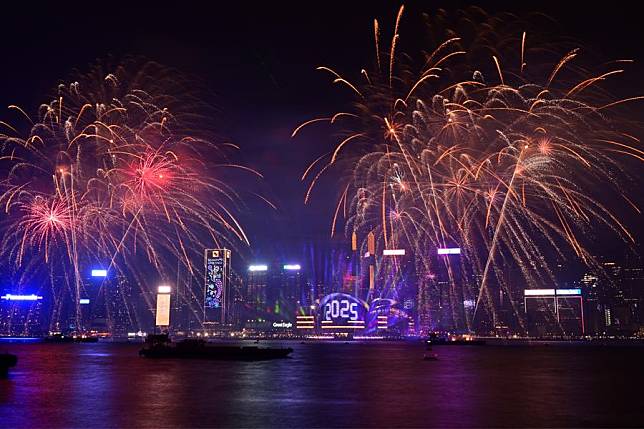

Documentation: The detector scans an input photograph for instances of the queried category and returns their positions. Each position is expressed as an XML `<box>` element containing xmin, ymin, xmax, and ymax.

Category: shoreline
<box><xmin>3</xmin><ymin>336</ymin><xmax>644</xmax><ymax>347</ymax></box>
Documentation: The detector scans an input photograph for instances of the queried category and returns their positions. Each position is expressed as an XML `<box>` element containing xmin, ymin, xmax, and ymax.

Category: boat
<box><xmin>0</xmin><ymin>353</ymin><xmax>18</xmax><ymax>376</ymax></box>
<box><xmin>44</xmin><ymin>334</ymin><xmax>73</xmax><ymax>343</ymax></box>
<box><xmin>139</xmin><ymin>334</ymin><xmax>293</xmax><ymax>361</ymax></box>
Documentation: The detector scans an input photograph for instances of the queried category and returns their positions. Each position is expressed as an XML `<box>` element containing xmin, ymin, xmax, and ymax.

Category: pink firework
<box><xmin>18</xmin><ymin>196</ymin><xmax>74</xmax><ymax>263</ymax></box>
<box><xmin>0</xmin><ymin>60</ymin><xmax>262</xmax><ymax>332</ymax></box>
<box><xmin>121</xmin><ymin>150</ymin><xmax>176</xmax><ymax>206</ymax></box>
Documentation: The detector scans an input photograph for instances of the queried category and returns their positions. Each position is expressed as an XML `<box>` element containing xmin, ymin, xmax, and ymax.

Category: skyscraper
<box><xmin>524</xmin><ymin>289</ymin><xmax>584</xmax><ymax>337</ymax></box>
<box><xmin>204</xmin><ymin>249</ymin><xmax>232</xmax><ymax>326</ymax></box>
<box><xmin>0</xmin><ymin>293</ymin><xmax>44</xmax><ymax>337</ymax></box>
<box><xmin>246</xmin><ymin>264</ymin><xmax>268</xmax><ymax>316</ymax></box>
<box><xmin>107</xmin><ymin>275</ymin><xmax>133</xmax><ymax>338</ymax></box>
<box><xmin>580</xmin><ymin>258</ymin><xmax>644</xmax><ymax>336</ymax></box>
<box><xmin>280</xmin><ymin>264</ymin><xmax>303</xmax><ymax>321</ymax></box>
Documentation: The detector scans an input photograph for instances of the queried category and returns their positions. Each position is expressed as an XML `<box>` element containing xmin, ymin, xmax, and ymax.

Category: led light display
<box><xmin>556</xmin><ymin>288</ymin><xmax>582</xmax><ymax>296</ymax></box>
<box><xmin>204</xmin><ymin>248</ymin><xmax>231</xmax><ymax>323</ymax></box>
<box><xmin>524</xmin><ymin>289</ymin><xmax>556</xmax><ymax>296</ymax></box>
<box><xmin>437</xmin><ymin>248</ymin><xmax>461</xmax><ymax>255</ymax></box>
<box><xmin>318</xmin><ymin>293</ymin><xmax>368</xmax><ymax>330</ymax></box>
<box><xmin>156</xmin><ymin>293</ymin><xmax>170</xmax><ymax>326</ymax></box>
<box><xmin>383</xmin><ymin>249</ymin><xmax>405</xmax><ymax>256</ymax></box>
<box><xmin>0</xmin><ymin>294</ymin><xmax>43</xmax><ymax>301</ymax></box>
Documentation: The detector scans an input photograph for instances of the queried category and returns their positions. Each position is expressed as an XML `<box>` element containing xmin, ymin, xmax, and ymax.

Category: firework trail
<box><xmin>0</xmin><ymin>60</ymin><xmax>260</xmax><ymax>332</ymax></box>
<box><xmin>294</xmin><ymin>6</ymin><xmax>643</xmax><ymax>333</ymax></box>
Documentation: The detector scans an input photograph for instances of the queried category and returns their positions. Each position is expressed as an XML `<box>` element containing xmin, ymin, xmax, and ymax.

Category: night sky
<box><xmin>1</xmin><ymin>1</ymin><xmax>642</xmax><ymax>263</ymax></box>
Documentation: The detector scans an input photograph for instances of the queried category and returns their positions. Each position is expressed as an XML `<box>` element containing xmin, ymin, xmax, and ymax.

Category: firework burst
<box><xmin>294</xmin><ymin>6</ymin><xmax>643</xmax><ymax>334</ymax></box>
<box><xmin>0</xmin><ymin>60</ymin><xmax>259</xmax><ymax>332</ymax></box>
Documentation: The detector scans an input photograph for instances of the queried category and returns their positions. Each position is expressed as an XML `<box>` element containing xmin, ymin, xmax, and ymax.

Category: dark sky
<box><xmin>1</xmin><ymin>1</ymin><xmax>643</xmax><ymax>261</ymax></box>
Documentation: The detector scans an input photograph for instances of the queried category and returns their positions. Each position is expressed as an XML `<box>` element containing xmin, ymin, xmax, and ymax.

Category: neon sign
<box><xmin>383</xmin><ymin>249</ymin><xmax>405</xmax><ymax>256</ymax></box>
<box><xmin>325</xmin><ymin>300</ymin><xmax>359</xmax><ymax>320</ymax></box>
<box><xmin>91</xmin><ymin>269</ymin><xmax>107</xmax><ymax>277</ymax></box>
<box><xmin>524</xmin><ymin>289</ymin><xmax>556</xmax><ymax>296</ymax></box>
<box><xmin>272</xmin><ymin>321</ymin><xmax>293</xmax><ymax>329</ymax></box>
<box><xmin>1</xmin><ymin>294</ymin><xmax>43</xmax><ymax>301</ymax></box>
<box><xmin>556</xmin><ymin>288</ymin><xmax>582</xmax><ymax>296</ymax></box>
<box><xmin>437</xmin><ymin>248</ymin><xmax>461</xmax><ymax>255</ymax></box>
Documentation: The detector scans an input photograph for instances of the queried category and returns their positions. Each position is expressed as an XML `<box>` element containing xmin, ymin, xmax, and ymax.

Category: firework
<box><xmin>294</xmin><ymin>6</ymin><xmax>643</xmax><ymax>334</ymax></box>
<box><xmin>0</xmin><ymin>60</ymin><xmax>259</xmax><ymax>332</ymax></box>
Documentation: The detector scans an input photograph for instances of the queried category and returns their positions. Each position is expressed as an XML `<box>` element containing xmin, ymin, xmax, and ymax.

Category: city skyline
<box><xmin>1</xmin><ymin>248</ymin><xmax>642</xmax><ymax>338</ymax></box>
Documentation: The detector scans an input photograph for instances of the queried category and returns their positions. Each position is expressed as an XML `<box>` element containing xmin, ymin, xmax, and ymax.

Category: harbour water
<box><xmin>1</xmin><ymin>340</ymin><xmax>643</xmax><ymax>428</ymax></box>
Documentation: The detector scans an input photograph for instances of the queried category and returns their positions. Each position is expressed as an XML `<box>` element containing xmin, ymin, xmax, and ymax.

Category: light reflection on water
<box><xmin>1</xmin><ymin>341</ymin><xmax>643</xmax><ymax>428</ymax></box>
<box><xmin>0</xmin><ymin>337</ymin><xmax>41</xmax><ymax>344</ymax></box>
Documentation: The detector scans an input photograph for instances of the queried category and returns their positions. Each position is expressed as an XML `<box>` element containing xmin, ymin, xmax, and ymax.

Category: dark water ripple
<box><xmin>1</xmin><ymin>341</ymin><xmax>643</xmax><ymax>428</ymax></box>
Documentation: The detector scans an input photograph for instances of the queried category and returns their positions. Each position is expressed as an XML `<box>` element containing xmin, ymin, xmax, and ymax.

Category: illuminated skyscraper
<box><xmin>204</xmin><ymin>249</ymin><xmax>232</xmax><ymax>326</ymax></box>
<box><xmin>243</xmin><ymin>262</ymin><xmax>308</xmax><ymax>330</ymax></box>
<box><xmin>344</xmin><ymin>231</ymin><xmax>360</xmax><ymax>297</ymax></box>
<box><xmin>107</xmin><ymin>275</ymin><xmax>133</xmax><ymax>338</ymax></box>
<box><xmin>0</xmin><ymin>293</ymin><xmax>45</xmax><ymax>337</ymax></box>
<box><xmin>623</xmin><ymin>266</ymin><xmax>644</xmax><ymax>330</ymax></box>
<box><xmin>280</xmin><ymin>264</ymin><xmax>303</xmax><ymax>320</ymax></box>
<box><xmin>85</xmin><ymin>272</ymin><xmax>109</xmax><ymax>334</ymax></box>
<box><xmin>367</xmin><ymin>231</ymin><xmax>376</xmax><ymax>296</ymax></box>
<box><xmin>524</xmin><ymin>289</ymin><xmax>584</xmax><ymax>336</ymax></box>
<box><xmin>246</xmin><ymin>264</ymin><xmax>268</xmax><ymax>314</ymax></box>
<box><xmin>580</xmin><ymin>258</ymin><xmax>644</xmax><ymax>336</ymax></box>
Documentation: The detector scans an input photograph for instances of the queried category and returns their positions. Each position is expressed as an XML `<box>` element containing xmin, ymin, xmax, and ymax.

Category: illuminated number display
<box><xmin>318</xmin><ymin>293</ymin><xmax>367</xmax><ymax>328</ymax></box>
<box><xmin>324</xmin><ymin>300</ymin><xmax>359</xmax><ymax>320</ymax></box>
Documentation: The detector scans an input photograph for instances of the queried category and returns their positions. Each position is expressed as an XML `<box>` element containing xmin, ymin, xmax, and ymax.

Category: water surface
<box><xmin>1</xmin><ymin>341</ymin><xmax>643</xmax><ymax>427</ymax></box>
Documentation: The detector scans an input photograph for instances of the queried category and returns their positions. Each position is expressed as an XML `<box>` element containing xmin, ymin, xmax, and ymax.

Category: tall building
<box><xmin>367</xmin><ymin>231</ymin><xmax>376</xmax><ymax>298</ymax></box>
<box><xmin>106</xmin><ymin>275</ymin><xmax>133</xmax><ymax>338</ymax></box>
<box><xmin>83</xmin><ymin>271</ymin><xmax>110</xmax><ymax>334</ymax></box>
<box><xmin>0</xmin><ymin>293</ymin><xmax>45</xmax><ymax>337</ymax></box>
<box><xmin>416</xmin><ymin>264</ymin><xmax>445</xmax><ymax>336</ymax></box>
<box><xmin>204</xmin><ymin>248</ymin><xmax>232</xmax><ymax>326</ymax></box>
<box><xmin>580</xmin><ymin>258</ymin><xmax>644</xmax><ymax>336</ymax></box>
<box><xmin>246</xmin><ymin>264</ymin><xmax>268</xmax><ymax>315</ymax></box>
<box><xmin>229</xmin><ymin>273</ymin><xmax>245</xmax><ymax>330</ymax></box>
<box><xmin>524</xmin><ymin>289</ymin><xmax>584</xmax><ymax>337</ymax></box>
<box><xmin>280</xmin><ymin>264</ymin><xmax>304</xmax><ymax>320</ymax></box>
<box><xmin>243</xmin><ymin>262</ymin><xmax>307</xmax><ymax>331</ymax></box>
<box><xmin>623</xmin><ymin>266</ymin><xmax>644</xmax><ymax>330</ymax></box>
<box><xmin>557</xmin><ymin>295</ymin><xmax>585</xmax><ymax>336</ymax></box>
<box><xmin>524</xmin><ymin>294</ymin><xmax>558</xmax><ymax>337</ymax></box>
<box><xmin>76</xmin><ymin>270</ymin><xmax>133</xmax><ymax>336</ymax></box>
